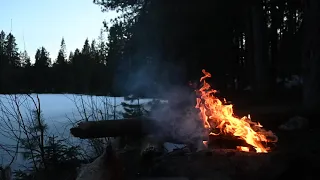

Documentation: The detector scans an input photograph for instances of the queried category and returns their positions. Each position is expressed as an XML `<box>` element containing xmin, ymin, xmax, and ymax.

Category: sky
<box><xmin>0</xmin><ymin>0</ymin><xmax>118</xmax><ymax>62</ymax></box>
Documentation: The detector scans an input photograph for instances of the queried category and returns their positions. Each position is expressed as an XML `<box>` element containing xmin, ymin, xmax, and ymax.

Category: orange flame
<box><xmin>195</xmin><ymin>69</ymin><xmax>277</xmax><ymax>153</ymax></box>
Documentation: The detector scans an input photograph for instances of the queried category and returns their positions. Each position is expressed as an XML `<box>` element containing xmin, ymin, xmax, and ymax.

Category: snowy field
<box><xmin>0</xmin><ymin>94</ymin><xmax>161</xmax><ymax>170</ymax></box>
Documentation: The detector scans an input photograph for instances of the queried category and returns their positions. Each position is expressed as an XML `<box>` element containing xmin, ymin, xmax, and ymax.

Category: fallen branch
<box><xmin>70</xmin><ymin>118</ymin><xmax>159</xmax><ymax>139</ymax></box>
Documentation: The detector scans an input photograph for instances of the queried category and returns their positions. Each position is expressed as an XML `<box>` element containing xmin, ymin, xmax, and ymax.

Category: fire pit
<box><xmin>73</xmin><ymin>69</ymin><xmax>293</xmax><ymax>180</ymax></box>
<box><xmin>194</xmin><ymin>69</ymin><xmax>278</xmax><ymax>153</ymax></box>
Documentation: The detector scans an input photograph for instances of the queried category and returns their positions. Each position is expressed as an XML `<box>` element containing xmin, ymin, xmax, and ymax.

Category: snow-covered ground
<box><xmin>0</xmin><ymin>94</ymin><xmax>157</xmax><ymax>170</ymax></box>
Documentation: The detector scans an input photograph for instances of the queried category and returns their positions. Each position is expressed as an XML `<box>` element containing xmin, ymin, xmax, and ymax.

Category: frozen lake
<box><xmin>0</xmin><ymin>94</ymin><xmax>157</xmax><ymax>170</ymax></box>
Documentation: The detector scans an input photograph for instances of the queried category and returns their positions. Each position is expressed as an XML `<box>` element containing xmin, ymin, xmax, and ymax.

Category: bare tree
<box><xmin>66</xmin><ymin>94</ymin><xmax>122</xmax><ymax>158</ymax></box>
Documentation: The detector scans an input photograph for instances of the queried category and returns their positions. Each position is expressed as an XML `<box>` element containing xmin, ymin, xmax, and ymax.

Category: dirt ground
<box><xmin>121</xmin><ymin>106</ymin><xmax>320</xmax><ymax>180</ymax></box>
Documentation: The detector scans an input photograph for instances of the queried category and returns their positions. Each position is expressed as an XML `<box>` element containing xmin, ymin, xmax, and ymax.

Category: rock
<box><xmin>278</xmin><ymin>116</ymin><xmax>309</xmax><ymax>131</ymax></box>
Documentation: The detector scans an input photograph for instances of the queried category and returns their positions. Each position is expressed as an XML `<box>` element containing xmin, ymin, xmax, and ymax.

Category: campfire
<box><xmin>71</xmin><ymin>69</ymin><xmax>278</xmax><ymax>154</ymax></box>
<box><xmin>195</xmin><ymin>69</ymin><xmax>278</xmax><ymax>153</ymax></box>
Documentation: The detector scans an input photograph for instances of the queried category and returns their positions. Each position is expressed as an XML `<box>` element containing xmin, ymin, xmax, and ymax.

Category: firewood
<box><xmin>208</xmin><ymin>134</ymin><xmax>256</xmax><ymax>151</ymax></box>
<box><xmin>69</xmin><ymin>118</ymin><xmax>207</xmax><ymax>145</ymax></box>
<box><xmin>70</xmin><ymin>118</ymin><xmax>159</xmax><ymax>139</ymax></box>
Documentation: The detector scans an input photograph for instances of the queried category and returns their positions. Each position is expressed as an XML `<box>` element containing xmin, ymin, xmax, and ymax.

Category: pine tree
<box><xmin>121</xmin><ymin>96</ymin><xmax>147</xmax><ymax>118</ymax></box>
<box><xmin>53</xmin><ymin>38</ymin><xmax>69</xmax><ymax>92</ymax></box>
<box><xmin>19</xmin><ymin>105</ymin><xmax>80</xmax><ymax>178</ymax></box>
<box><xmin>35</xmin><ymin>47</ymin><xmax>51</xmax><ymax>68</ymax></box>
<box><xmin>4</xmin><ymin>33</ymin><xmax>20</xmax><ymax>67</ymax></box>
<box><xmin>20</xmin><ymin>50</ymin><xmax>31</xmax><ymax>68</ymax></box>
<box><xmin>55</xmin><ymin>38</ymin><xmax>67</xmax><ymax>66</ymax></box>
<box><xmin>97</xmin><ymin>28</ymin><xmax>108</xmax><ymax>65</ymax></box>
<box><xmin>0</xmin><ymin>31</ymin><xmax>6</xmax><ymax>93</ymax></box>
<box><xmin>34</xmin><ymin>47</ymin><xmax>51</xmax><ymax>92</ymax></box>
<box><xmin>71</xmin><ymin>48</ymin><xmax>81</xmax><ymax>65</ymax></box>
<box><xmin>82</xmin><ymin>38</ymin><xmax>91</xmax><ymax>55</ymax></box>
<box><xmin>90</xmin><ymin>39</ymin><xmax>99</xmax><ymax>63</ymax></box>
<box><xmin>68</xmin><ymin>51</ymin><xmax>74</xmax><ymax>64</ymax></box>
<box><xmin>0</xmin><ymin>31</ymin><xmax>6</xmax><ymax>62</ymax></box>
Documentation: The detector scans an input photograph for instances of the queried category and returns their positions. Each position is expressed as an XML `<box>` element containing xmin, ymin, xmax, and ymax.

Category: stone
<box><xmin>278</xmin><ymin>116</ymin><xmax>309</xmax><ymax>131</ymax></box>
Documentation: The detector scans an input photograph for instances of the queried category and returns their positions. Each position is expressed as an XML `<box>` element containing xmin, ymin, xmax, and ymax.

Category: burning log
<box><xmin>207</xmin><ymin>134</ymin><xmax>255</xmax><ymax>151</ymax></box>
<box><xmin>70</xmin><ymin>118</ymin><xmax>276</xmax><ymax>152</ymax></box>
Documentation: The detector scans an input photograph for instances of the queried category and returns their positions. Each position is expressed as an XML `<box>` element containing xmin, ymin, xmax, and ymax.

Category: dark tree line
<box><xmin>0</xmin><ymin>0</ymin><xmax>319</xmax><ymax>111</ymax></box>
<box><xmin>0</xmin><ymin>29</ymin><xmax>111</xmax><ymax>95</ymax></box>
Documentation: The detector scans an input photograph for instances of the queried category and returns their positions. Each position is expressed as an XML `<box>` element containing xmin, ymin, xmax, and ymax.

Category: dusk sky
<box><xmin>0</xmin><ymin>0</ymin><xmax>118</xmax><ymax>62</ymax></box>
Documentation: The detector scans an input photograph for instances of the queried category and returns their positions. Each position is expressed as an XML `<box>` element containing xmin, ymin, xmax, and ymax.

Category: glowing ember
<box><xmin>195</xmin><ymin>69</ymin><xmax>277</xmax><ymax>153</ymax></box>
<box><xmin>202</xmin><ymin>140</ymin><xmax>208</xmax><ymax>148</ymax></box>
<box><xmin>237</xmin><ymin>146</ymin><xmax>250</xmax><ymax>152</ymax></box>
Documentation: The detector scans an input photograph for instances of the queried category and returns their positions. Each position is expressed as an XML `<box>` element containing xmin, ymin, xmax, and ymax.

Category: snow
<box><xmin>0</xmin><ymin>94</ymin><xmax>156</xmax><ymax>170</ymax></box>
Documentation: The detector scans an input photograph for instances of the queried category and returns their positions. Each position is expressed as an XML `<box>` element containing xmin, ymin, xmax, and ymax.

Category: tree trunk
<box><xmin>245</xmin><ymin>8</ymin><xmax>254</xmax><ymax>91</ymax></box>
<box><xmin>251</xmin><ymin>0</ymin><xmax>271</xmax><ymax>102</ymax></box>
<box><xmin>302</xmin><ymin>0</ymin><xmax>320</xmax><ymax>111</ymax></box>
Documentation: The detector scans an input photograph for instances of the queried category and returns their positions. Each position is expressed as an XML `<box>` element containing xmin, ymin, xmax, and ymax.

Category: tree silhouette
<box><xmin>4</xmin><ymin>33</ymin><xmax>20</xmax><ymax>67</ymax></box>
<box><xmin>34</xmin><ymin>47</ymin><xmax>51</xmax><ymax>92</ymax></box>
<box><xmin>54</xmin><ymin>38</ymin><xmax>67</xmax><ymax>66</ymax></box>
<box><xmin>20</xmin><ymin>50</ymin><xmax>31</xmax><ymax>68</ymax></box>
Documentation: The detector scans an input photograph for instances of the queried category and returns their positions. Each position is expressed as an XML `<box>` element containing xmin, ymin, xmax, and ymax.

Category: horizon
<box><xmin>0</xmin><ymin>0</ymin><xmax>118</xmax><ymax>63</ymax></box>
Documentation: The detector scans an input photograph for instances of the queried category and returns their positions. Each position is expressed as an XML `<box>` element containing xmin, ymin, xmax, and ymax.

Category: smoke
<box><xmin>112</xmin><ymin>53</ymin><xmax>205</xmax><ymax>147</ymax></box>
<box><xmin>149</xmin><ymin>86</ymin><xmax>207</xmax><ymax>146</ymax></box>
<box><xmin>112</xmin><ymin>54</ymin><xmax>188</xmax><ymax>97</ymax></box>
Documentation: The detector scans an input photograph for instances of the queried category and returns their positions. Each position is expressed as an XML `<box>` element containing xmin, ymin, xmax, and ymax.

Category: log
<box><xmin>70</xmin><ymin>118</ymin><xmax>204</xmax><ymax>145</ymax></box>
<box><xmin>208</xmin><ymin>134</ymin><xmax>255</xmax><ymax>151</ymax></box>
<box><xmin>70</xmin><ymin>118</ymin><xmax>159</xmax><ymax>139</ymax></box>
<box><xmin>70</xmin><ymin>118</ymin><xmax>276</xmax><ymax>152</ymax></box>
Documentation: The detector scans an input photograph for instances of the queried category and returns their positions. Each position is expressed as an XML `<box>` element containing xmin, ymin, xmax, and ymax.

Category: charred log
<box><xmin>208</xmin><ymin>134</ymin><xmax>255</xmax><ymax>151</ymax></box>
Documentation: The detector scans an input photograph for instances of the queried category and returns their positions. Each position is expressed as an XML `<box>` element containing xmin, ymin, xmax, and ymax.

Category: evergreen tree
<box><xmin>53</xmin><ymin>38</ymin><xmax>69</xmax><ymax>92</ymax></box>
<box><xmin>34</xmin><ymin>47</ymin><xmax>51</xmax><ymax>92</ymax></box>
<box><xmin>97</xmin><ymin>28</ymin><xmax>108</xmax><ymax>65</ymax></box>
<box><xmin>0</xmin><ymin>30</ymin><xmax>6</xmax><ymax>62</ymax></box>
<box><xmin>4</xmin><ymin>33</ymin><xmax>20</xmax><ymax>67</ymax></box>
<box><xmin>90</xmin><ymin>39</ymin><xmax>99</xmax><ymax>63</ymax></box>
<box><xmin>70</xmin><ymin>48</ymin><xmax>80</xmax><ymax>65</ymax></box>
<box><xmin>68</xmin><ymin>51</ymin><xmax>74</xmax><ymax>64</ymax></box>
<box><xmin>18</xmin><ymin>105</ymin><xmax>80</xmax><ymax>179</ymax></box>
<box><xmin>35</xmin><ymin>47</ymin><xmax>51</xmax><ymax>68</ymax></box>
<box><xmin>0</xmin><ymin>31</ymin><xmax>6</xmax><ymax>92</ymax></box>
<box><xmin>20</xmin><ymin>50</ymin><xmax>31</xmax><ymax>68</ymax></box>
<box><xmin>82</xmin><ymin>38</ymin><xmax>91</xmax><ymax>55</ymax></box>
<box><xmin>54</xmin><ymin>38</ymin><xmax>67</xmax><ymax>66</ymax></box>
<box><xmin>121</xmin><ymin>96</ymin><xmax>147</xmax><ymax>118</ymax></box>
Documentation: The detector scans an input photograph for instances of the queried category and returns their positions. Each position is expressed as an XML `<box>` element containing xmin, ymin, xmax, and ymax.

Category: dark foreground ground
<box><xmin>118</xmin><ymin>104</ymin><xmax>320</xmax><ymax>180</ymax></box>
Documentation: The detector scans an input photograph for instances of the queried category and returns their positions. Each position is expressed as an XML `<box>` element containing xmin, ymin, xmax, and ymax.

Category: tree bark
<box><xmin>302</xmin><ymin>0</ymin><xmax>320</xmax><ymax>111</ymax></box>
<box><xmin>70</xmin><ymin>118</ymin><xmax>156</xmax><ymax>139</ymax></box>
<box><xmin>251</xmin><ymin>0</ymin><xmax>271</xmax><ymax>102</ymax></box>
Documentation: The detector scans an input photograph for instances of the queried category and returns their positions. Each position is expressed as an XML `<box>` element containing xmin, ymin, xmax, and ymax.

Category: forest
<box><xmin>0</xmin><ymin>0</ymin><xmax>318</xmax><ymax>111</ymax></box>
<box><xmin>0</xmin><ymin>0</ymin><xmax>320</xmax><ymax>179</ymax></box>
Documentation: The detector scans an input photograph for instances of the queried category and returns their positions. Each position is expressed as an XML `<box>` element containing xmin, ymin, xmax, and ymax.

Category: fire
<box><xmin>237</xmin><ymin>146</ymin><xmax>250</xmax><ymax>152</ymax></box>
<box><xmin>195</xmin><ymin>69</ymin><xmax>277</xmax><ymax>153</ymax></box>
